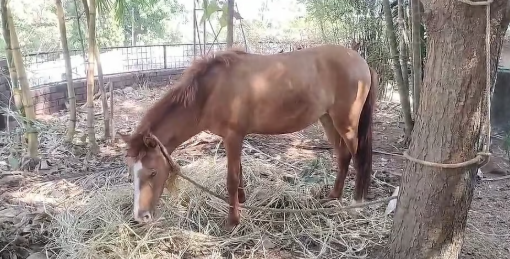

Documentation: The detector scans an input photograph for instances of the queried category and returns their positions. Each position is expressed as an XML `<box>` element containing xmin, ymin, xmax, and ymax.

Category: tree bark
<box><xmin>86</xmin><ymin>0</ymin><xmax>98</xmax><ymax>153</ymax></box>
<box><xmin>398</xmin><ymin>0</ymin><xmax>411</xmax><ymax>110</ymax></box>
<box><xmin>411</xmin><ymin>0</ymin><xmax>422</xmax><ymax>115</ymax></box>
<box><xmin>226</xmin><ymin>0</ymin><xmax>235</xmax><ymax>48</ymax></box>
<box><xmin>402</xmin><ymin>2</ymin><xmax>414</xmax><ymax>105</ymax></box>
<box><xmin>7</xmin><ymin>7</ymin><xmax>39</xmax><ymax>159</ymax></box>
<box><xmin>386</xmin><ymin>1</ymin><xmax>510</xmax><ymax>258</ymax></box>
<box><xmin>56</xmin><ymin>0</ymin><xmax>77</xmax><ymax>143</ymax></box>
<box><xmin>95</xmin><ymin>31</ymin><xmax>109</xmax><ymax>139</ymax></box>
<box><xmin>82</xmin><ymin>0</ymin><xmax>109</xmax><ymax>140</ymax></box>
<box><xmin>382</xmin><ymin>0</ymin><xmax>413</xmax><ymax>143</ymax></box>
<box><xmin>1</xmin><ymin>0</ymin><xmax>22</xmax><ymax>115</ymax></box>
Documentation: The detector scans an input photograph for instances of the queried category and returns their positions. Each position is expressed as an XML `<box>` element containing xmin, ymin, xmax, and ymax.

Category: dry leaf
<box><xmin>39</xmin><ymin>160</ymin><xmax>50</xmax><ymax>170</ymax></box>
<box><xmin>261</xmin><ymin>235</ymin><xmax>276</xmax><ymax>249</ymax></box>
<box><xmin>26</xmin><ymin>252</ymin><xmax>48</xmax><ymax>259</ymax></box>
<box><xmin>385</xmin><ymin>186</ymin><xmax>400</xmax><ymax>215</ymax></box>
<box><xmin>0</xmin><ymin>208</ymin><xmax>22</xmax><ymax>218</ymax></box>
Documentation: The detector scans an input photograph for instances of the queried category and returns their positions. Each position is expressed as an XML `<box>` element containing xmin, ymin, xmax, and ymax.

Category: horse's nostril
<box><xmin>134</xmin><ymin>211</ymin><xmax>153</xmax><ymax>223</ymax></box>
<box><xmin>141</xmin><ymin>211</ymin><xmax>152</xmax><ymax>222</ymax></box>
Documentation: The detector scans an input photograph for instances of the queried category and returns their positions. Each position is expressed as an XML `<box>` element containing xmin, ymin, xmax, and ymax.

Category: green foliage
<box><xmin>199</xmin><ymin>0</ymin><xmax>239</xmax><ymax>29</ymax></box>
<box><xmin>300</xmin><ymin>0</ymin><xmax>358</xmax><ymax>42</ymax></box>
<box><xmin>0</xmin><ymin>0</ymin><xmax>61</xmax><ymax>57</ymax></box>
<box><xmin>97</xmin><ymin>0</ymin><xmax>161</xmax><ymax>22</ymax></box>
<box><xmin>200</xmin><ymin>0</ymin><xmax>221</xmax><ymax>25</ymax></box>
<box><xmin>300</xmin><ymin>0</ymin><xmax>393</xmax><ymax>90</ymax></box>
<box><xmin>0</xmin><ymin>0</ymin><xmax>184</xmax><ymax>58</ymax></box>
<box><xmin>118</xmin><ymin>0</ymin><xmax>184</xmax><ymax>45</ymax></box>
<box><xmin>65</xmin><ymin>0</ymin><xmax>124</xmax><ymax>50</ymax></box>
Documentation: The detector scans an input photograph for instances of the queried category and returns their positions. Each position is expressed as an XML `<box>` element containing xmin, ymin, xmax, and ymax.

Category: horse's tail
<box><xmin>355</xmin><ymin>66</ymin><xmax>378</xmax><ymax>200</ymax></box>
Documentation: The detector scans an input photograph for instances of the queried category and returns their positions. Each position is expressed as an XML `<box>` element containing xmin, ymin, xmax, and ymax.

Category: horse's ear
<box><xmin>118</xmin><ymin>132</ymin><xmax>131</xmax><ymax>144</ymax></box>
<box><xmin>353</xmin><ymin>43</ymin><xmax>361</xmax><ymax>51</ymax></box>
<box><xmin>143</xmin><ymin>133</ymin><xmax>158</xmax><ymax>149</ymax></box>
<box><xmin>349</xmin><ymin>39</ymin><xmax>361</xmax><ymax>51</ymax></box>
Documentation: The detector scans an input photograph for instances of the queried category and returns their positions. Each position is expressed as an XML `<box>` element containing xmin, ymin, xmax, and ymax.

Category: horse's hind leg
<box><xmin>319</xmin><ymin>114</ymin><xmax>352</xmax><ymax>199</ymax></box>
<box><xmin>327</xmin><ymin>114</ymin><xmax>366</xmax><ymax>204</ymax></box>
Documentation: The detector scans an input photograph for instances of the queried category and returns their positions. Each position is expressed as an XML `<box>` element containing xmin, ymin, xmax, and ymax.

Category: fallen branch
<box><xmin>481</xmin><ymin>174</ymin><xmax>510</xmax><ymax>181</ymax></box>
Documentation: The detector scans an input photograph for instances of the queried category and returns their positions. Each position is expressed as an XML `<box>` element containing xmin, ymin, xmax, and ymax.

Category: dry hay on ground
<box><xmin>47</xmin><ymin>157</ymin><xmax>392</xmax><ymax>259</ymax></box>
<box><xmin>2</xmin><ymin>85</ymin><xmax>509</xmax><ymax>258</ymax></box>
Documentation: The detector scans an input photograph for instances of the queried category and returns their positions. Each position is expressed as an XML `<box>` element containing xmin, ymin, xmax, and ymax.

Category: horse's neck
<box><xmin>152</xmin><ymin>104</ymin><xmax>204</xmax><ymax>154</ymax></box>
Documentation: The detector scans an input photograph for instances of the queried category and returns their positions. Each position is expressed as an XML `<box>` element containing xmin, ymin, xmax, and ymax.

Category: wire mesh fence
<box><xmin>21</xmin><ymin>41</ymin><xmax>306</xmax><ymax>89</ymax></box>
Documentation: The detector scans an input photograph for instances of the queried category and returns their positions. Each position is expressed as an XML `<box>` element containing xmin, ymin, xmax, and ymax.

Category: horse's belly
<box><xmin>249</xmin><ymin>104</ymin><xmax>325</xmax><ymax>134</ymax></box>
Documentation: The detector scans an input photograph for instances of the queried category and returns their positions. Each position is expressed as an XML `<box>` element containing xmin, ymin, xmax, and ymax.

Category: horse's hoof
<box><xmin>327</xmin><ymin>191</ymin><xmax>340</xmax><ymax>200</ymax></box>
<box><xmin>226</xmin><ymin>209</ymin><xmax>240</xmax><ymax>230</ymax></box>
<box><xmin>226</xmin><ymin>218</ymin><xmax>240</xmax><ymax>231</ymax></box>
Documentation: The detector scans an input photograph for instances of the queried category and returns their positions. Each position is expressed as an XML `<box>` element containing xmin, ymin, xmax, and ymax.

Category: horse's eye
<box><xmin>150</xmin><ymin>170</ymin><xmax>157</xmax><ymax>177</ymax></box>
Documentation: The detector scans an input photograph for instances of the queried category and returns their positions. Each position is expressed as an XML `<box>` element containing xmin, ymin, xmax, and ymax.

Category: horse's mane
<box><xmin>126</xmin><ymin>49</ymin><xmax>248</xmax><ymax>154</ymax></box>
<box><xmin>167</xmin><ymin>48</ymin><xmax>248</xmax><ymax>108</ymax></box>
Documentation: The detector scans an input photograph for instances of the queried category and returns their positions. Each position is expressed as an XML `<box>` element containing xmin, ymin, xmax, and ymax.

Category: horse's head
<box><xmin>118</xmin><ymin>131</ymin><xmax>180</xmax><ymax>223</ymax></box>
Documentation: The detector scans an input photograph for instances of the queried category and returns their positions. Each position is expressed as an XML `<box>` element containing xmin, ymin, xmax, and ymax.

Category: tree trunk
<box><xmin>382</xmin><ymin>0</ymin><xmax>413</xmax><ymax>143</ymax></box>
<box><xmin>398</xmin><ymin>0</ymin><xmax>411</xmax><ymax>110</ymax></box>
<box><xmin>131</xmin><ymin>7</ymin><xmax>137</xmax><ymax>46</ymax></box>
<box><xmin>7</xmin><ymin>7</ymin><xmax>39</xmax><ymax>159</ymax></box>
<box><xmin>86</xmin><ymin>0</ymin><xmax>98</xmax><ymax>153</ymax></box>
<box><xmin>1</xmin><ymin>0</ymin><xmax>22</xmax><ymax>115</ymax></box>
<box><xmin>95</xmin><ymin>32</ymin><xmax>109</xmax><ymax>139</ymax></box>
<box><xmin>73</xmin><ymin>0</ymin><xmax>87</xmax><ymax>76</ymax></box>
<box><xmin>403</xmin><ymin>3</ymin><xmax>413</xmax><ymax>53</ymax></box>
<box><xmin>56</xmin><ymin>0</ymin><xmax>77</xmax><ymax>143</ymax></box>
<box><xmin>109</xmin><ymin>80</ymin><xmax>114</xmax><ymax>140</ymax></box>
<box><xmin>226</xmin><ymin>0</ymin><xmax>235</xmax><ymax>48</ymax></box>
<box><xmin>411</xmin><ymin>0</ymin><xmax>422</xmax><ymax>115</ymax></box>
<box><xmin>402</xmin><ymin>1</ymin><xmax>414</xmax><ymax>111</ymax></box>
<box><xmin>82</xmin><ymin>0</ymin><xmax>109</xmax><ymax>140</ymax></box>
<box><xmin>386</xmin><ymin>1</ymin><xmax>510</xmax><ymax>258</ymax></box>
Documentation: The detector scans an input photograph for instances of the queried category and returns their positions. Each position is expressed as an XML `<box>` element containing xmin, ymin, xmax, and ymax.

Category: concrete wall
<box><xmin>0</xmin><ymin>68</ymin><xmax>185</xmax><ymax>116</ymax></box>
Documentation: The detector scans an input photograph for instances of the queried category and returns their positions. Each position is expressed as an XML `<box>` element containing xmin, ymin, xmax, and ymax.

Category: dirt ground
<box><xmin>1</xmin><ymin>84</ymin><xmax>509</xmax><ymax>258</ymax></box>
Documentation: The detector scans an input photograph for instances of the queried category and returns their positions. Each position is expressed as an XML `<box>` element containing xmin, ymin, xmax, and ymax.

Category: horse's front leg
<box><xmin>238</xmin><ymin>162</ymin><xmax>246</xmax><ymax>203</ymax></box>
<box><xmin>223</xmin><ymin>133</ymin><xmax>244</xmax><ymax>228</ymax></box>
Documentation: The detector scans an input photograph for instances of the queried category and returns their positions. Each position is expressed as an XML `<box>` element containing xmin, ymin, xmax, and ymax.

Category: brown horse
<box><xmin>118</xmin><ymin>44</ymin><xmax>378</xmax><ymax>228</ymax></box>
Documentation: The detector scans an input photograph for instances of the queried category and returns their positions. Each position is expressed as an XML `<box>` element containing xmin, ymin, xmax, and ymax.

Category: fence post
<box><xmin>163</xmin><ymin>45</ymin><xmax>167</xmax><ymax>69</ymax></box>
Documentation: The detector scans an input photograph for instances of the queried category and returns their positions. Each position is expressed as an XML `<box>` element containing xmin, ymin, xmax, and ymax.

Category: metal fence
<box><xmin>21</xmin><ymin>41</ymin><xmax>310</xmax><ymax>88</ymax></box>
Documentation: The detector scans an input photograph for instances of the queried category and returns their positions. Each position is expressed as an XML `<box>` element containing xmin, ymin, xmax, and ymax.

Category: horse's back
<box><xmin>245</xmin><ymin>44</ymin><xmax>371</xmax><ymax>88</ymax></box>
<box><xmin>302</xmin><ymin>44</ymin><xmax>371</xmax><ymax>81</ymax></box>
<box><xmin>201</xmin><ymin>44</ymin><xmax>372</xmax><ymax>135</ymax></box>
